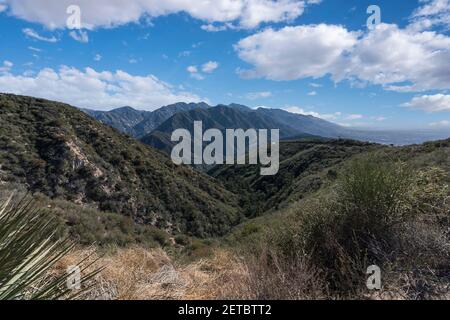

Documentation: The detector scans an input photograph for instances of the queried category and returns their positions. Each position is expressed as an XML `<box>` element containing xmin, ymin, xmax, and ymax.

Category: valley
<box><xmin>0</xmin><ymin>93</ymin><xmax>449</xmax><ymax>300</ymax></box>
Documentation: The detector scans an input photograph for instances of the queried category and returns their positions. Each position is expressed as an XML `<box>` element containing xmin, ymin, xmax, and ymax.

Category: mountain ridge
<box><xmin>0</xmin><ymin>94</ymin><xmax>241</xmax><ymax>237</ymax></box>
<box><xmin>85</xmin><ymin>103</ymin><xmax>450</xmax><ymax>147</ymax></box>
<box><xmin>83</xmin><ymin>102</ymin><xmax>211</xmax><ymax>138</ymax></box>
<box><xmin>139</xmin><ymin>105</ymin><xmax>343</xmax><ymax>154</ymax></box>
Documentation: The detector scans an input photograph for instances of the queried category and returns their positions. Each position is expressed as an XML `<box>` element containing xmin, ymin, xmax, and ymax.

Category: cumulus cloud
<box><xmin>336</xmin><ymin>24</ymin><xmax>450</xmax><ymax>92</ymax></box>
<box><xmin>235</xmin><ymin>24</ymin><xmax>358</xmax><ymax>80</ymax></box>
<box><xmin>235</xmin><ymin>23</ymin><xmax>450</xmax><ymax>92</ymax></box>
<box><xmin>1</xmin><ymin>0</ymin><xmax>320</xmax><ymax>30</ymax></box>
<box><xmin>402</xmin><ymin>94</ymin><xmax>450</xmax><ymax>112</ymax></box>
<box><xmin>0</xmin><ymin>65</ymin><xmax>204</xmax><ymax>110</ymax></box>
<box><xmin>22</xmin><ymin>28</ymin><xmax>58</xmax><ymax>42</ymax></box>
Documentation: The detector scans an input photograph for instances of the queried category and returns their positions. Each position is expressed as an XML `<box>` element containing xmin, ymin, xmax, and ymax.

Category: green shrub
<box><xmin>250</xmin><ymin>156</ymin><xmax>449</xmax><ymax>297</ymax></box>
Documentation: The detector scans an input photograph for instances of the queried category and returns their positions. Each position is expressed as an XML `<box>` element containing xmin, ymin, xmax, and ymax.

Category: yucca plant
<box><xmin>0</xmin><ymin>194</ymin><xmax>102</xmax><ymax>300</ymax></box>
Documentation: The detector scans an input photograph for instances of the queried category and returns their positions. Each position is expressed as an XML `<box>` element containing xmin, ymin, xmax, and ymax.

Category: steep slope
<box><xmin>84</xmin><ymin>102</ymin><xmax>210</xmax><ymax>138</ymax></box>
<box><xmin>208</xmin><ymin>138</ymin><xmax>381</xmax><ymax>216</ymax></box>
<box><xmin>83</xmin><ymin>106</ymin><xmax>147</xmax><ymax>136</ymax></box>
<box><xmin>0</xmin><ymin>94</ymin><xmax>240</xmax><ymax>237</ymax></box>
<box><xmin>255</xmin><ymin>108</ymin><xmax>348</xmax><ymax>138</ymax></box>
<box><xmin>131</xmin><ymin>102</ymin><xmax>210</xmax><ymax>138</ymax></box>
<box><xmin>210</xmin><ymin>136</ymin><xmax>450</xmax><ymax>220</ymax></box>
<box><xmin>140</xmin><ymin>105</ymin><xmax>315</xmax><ymax>154</ymax></box>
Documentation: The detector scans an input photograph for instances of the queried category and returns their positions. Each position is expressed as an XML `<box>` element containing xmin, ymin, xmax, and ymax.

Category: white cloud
<box><xmin>94</xmin><ymin>54</ymin><xmax>102</xmax><ymax>61</ymax></box>
<box><xmin>0</xmin><ymin>65</ymin><xmax>204</xmax><ymax>110</ymax></box>
<box><xmin>186</xmin><ymin>66</ymin><xmax>205</xmax><ymax>80</ymax></box>
<box><xmin>309</xmin><ymin>82</ymin><xmax>322</xmax><ymax>88</ymax></box>
<box><xmin>201</xmin><ymin>23</ymin><xmax>234</xmax><ymax>32</ymax></box>
<box><xmin>187</xmin><ymin>62</ymin><xmax>218</xmax><ymax>80</ymax></box>
<box><xmin>22</xmin><ymin>28</ymin><xmax>58</xmax><ymax>42</ymax></box>
<box><xmin>179</xmin><ymin>51</ymin><xmax>191</xmax><ymax>57</ymax></box>
<box><xmin>430</xmin><ymin>120</ymin><xmax>450</xmax><ymax>126</ymax></box>
<box><xmin>307</xmin><ymin>91</ymin><xmax>317</xmax><ymax>96</ymax></box>
<box><xmin>1</xmin><ymin>0</ymin><xmax>320</xmax><ymax>30</ymax></box>
<box><xmin>246</xmin><ymin>91</ymin><xmax>272</xmax><ymax>100</ymax></box>
<box><xmin>69</xmin><ymin>30</ymin><xmax>89</xmax><ymax>43</ymax></box>
<box><xmin>403</xmin><ymin>94</ymin><xmax>450</xmax><ymax>112</ymax></box>
<box><xmin>0</xmin><ymin>60</ymin><xmax>13</xmax><ymax>74</ymax></box>
<box><xmin>187</xmin><ymin>66</ymin><xmax>198</xmax><ymax>73</ymax></box>
<box><xmin>190</xmin><ymin>73</ymin><xmax>205</xmax><ymax>81</ymax></box>
<box><xmin>345</xmin><ymin>114</ymin><xmax>363</xmax><ymax>120</ymax></box>
<box><xmin>284</xmin><ymin>106</ymin><xmax>342</xmax><ymax>121</ymax></box>
<box><xmin>336</xmin><ymin>24</ymin><xmax>450</xmax><ymax>92</ymax></box>
<box><xmin>202</xmin><ymin>61</ymin><xmax>219</xmax><ymax>73</ymax></box>
<box><xmin>235</xmin><ymin>24</ymin><xmax>358</xmax><ymax>80</ymax></box>
<box><xmin>28</xmin><ymin>46</ymin><xmax>42</xmax><ymax>52</ymax></box>
<box><xmin>409</xmin><ymin>0</ymin><xmax>450</xmax><ymax>31</ymax></box>
<box><xmin>415</xmin><ymin>0</ymin><xmax>450</xmax><ymax>16</ymax></box>
<box><xmin>284</xmin><ymin>106</ymin><xmax>374</xmax><ymax>126</ymax></box>
<box><xmin>238</xmin><ymin>0</ymin><xmax>306</xmax><ymax>29</ymax></box>
<box><xmin>235</xmin><ymin>23</ymin><xmax>450</xmax><ymax>92</ymax></box>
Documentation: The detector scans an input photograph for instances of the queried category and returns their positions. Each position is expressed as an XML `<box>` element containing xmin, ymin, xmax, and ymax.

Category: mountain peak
<box><xmin>112</xmin><ymin>106</ymin><xmax>139</xmax><ymax>112</ymax></box>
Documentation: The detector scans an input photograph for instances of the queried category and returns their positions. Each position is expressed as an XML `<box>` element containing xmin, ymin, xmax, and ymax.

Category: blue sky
<box><xmin>0</xmin><ymin>0</ymin><xmax>449</xmax><ymax>130</ymax></box>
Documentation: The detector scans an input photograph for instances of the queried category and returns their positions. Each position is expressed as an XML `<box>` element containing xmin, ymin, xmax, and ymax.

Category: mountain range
<box><xmin>83</xmin><ymin>102</ymin><xmax>210</xmax><ymax>138</ymax></box>
<box><xmin>84</xmin><ymin>103</ymin><xmax>450</xmax><ymax>151</ymax></box>
<box><xmin>85</xmin><ymin>103</ymin><xmax>352</xmax><ymax>156</ymax></box>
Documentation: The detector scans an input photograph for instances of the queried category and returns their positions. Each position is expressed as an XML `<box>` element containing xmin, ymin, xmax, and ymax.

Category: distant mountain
<box><xmin>255</xmin><ymin>108</ymin><xmax>348</xmax><ymax>138</ymax></box>
<box><xmin>130</xmin><ymin>102</ymin><xmax>210</xmax><ymax>138</ymax></box>
<box><xmin>83</xmin><ymin>106</ymin><xmax>147</xmax><ymax>135</ymax></box>
<box><xmin>140</xmin><ymin>105</ymin><xmax>339</xmax><ymax>154</ymax></box>
<box><xmin>85</xmin><ymin>103</ymin><xmax>450</xmax><ymax>149</ymax></box>
<box><xmin>0</xmin><ymin>94</ymin><xmax>241</xmax><ymax>237</ymax></box>
<box><xmin>83</xmin><ymin>102</ymin><xmax>210</xmax><ymax>138</ymax></box>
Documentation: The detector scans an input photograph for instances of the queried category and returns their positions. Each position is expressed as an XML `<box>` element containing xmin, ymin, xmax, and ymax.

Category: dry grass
<box><xmin>51</xmin><ymin>244</ymin><xmax>449</xmax><ymax>300</ymax></box>
<box><xmin>53</xmin><ymin>246</ymin><xmax>250</xmax><ymax>300</ymax></box>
